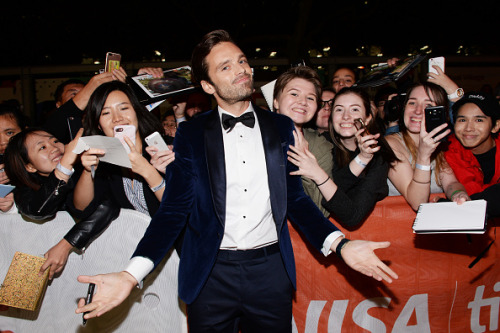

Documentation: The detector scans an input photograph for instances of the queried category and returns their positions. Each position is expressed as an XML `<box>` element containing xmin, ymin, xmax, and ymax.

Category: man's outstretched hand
<box><xmin>333</xmin><ymin>239</ymin><xmax>398</xmax><ymax>283</ymax></box>
<box><xmin>75</xmin><ymin>271</ymin><xmax>137</xmax><ymax>320</ymax></box>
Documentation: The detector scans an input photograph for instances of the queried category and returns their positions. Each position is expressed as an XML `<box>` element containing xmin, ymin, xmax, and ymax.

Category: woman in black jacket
<box><xmin>71</xmin><ymin>81</ymin><xmax>175</xmax><ymax>217</ymax></box>
<box><xmin>4</xmin><ymin>128</ymin><xmax>119</xmax><ymax>279</ymax></box>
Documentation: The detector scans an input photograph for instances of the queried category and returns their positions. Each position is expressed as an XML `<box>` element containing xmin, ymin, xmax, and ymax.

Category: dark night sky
<box><xmin>1</xmin><ymin>0</ymin><xmax>499</xmax><ymax>67</ymax></box>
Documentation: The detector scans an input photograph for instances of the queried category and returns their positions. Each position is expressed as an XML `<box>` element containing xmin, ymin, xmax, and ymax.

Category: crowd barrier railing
<box><xmin>0</xmin><ymin>209</ymin><xmax>187</xmax><ymax>333</ymax></box>
<box><xmin>1</xmin><ymin>195</ymin><xmax>497</xmax><ymax>333</ymax></box>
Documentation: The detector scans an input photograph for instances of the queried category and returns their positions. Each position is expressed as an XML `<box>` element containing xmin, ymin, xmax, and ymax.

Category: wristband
<box><xmin>415</xmin><ymin>163</ymin><xmax>431</xmax><ymax>171</ymax></box>
<box><xmin>150</xmin><ymin>179</ymin><xmax>166</xmax><ymax>193</ymax></box>
<box><xmin>56</xmin><ymin>162</ymin><xmax>74</xmax><ymax>177</ymax></box>
<box><xmin>336</xmin><ymin>238</ymin><xmax>350</xmax><ymax>259</ymax></box>
<box><xmin>354</xmin><ymin>155</ymin><xmax>367</xmax><ymax>168</ymax></box>
<box><xmin>450</xmin><ymin>189</ymin><xmax>465</xmax><ymax>200</ymax></box>
<box><xmin>315</xmin><ymin>176</ymin><xmax>330</xmax><ymax>187</ymax></box>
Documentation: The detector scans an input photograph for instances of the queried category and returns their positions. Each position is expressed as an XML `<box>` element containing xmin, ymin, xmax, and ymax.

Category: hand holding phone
<box><xmin>145</xmin><ymin>131</ymin><xmax>170</xmax><ymax>152</ymax></box>
<box><xmin>354</xmin><ymin>118</ymin><xmax>370</xmax><ymax>136</ymax></box>
<box><xmin>428</xmin><ymin>57</ymin><xmax>445</xmax><ymax>75</ymax></box>
<box><xmin>105</xmin><ymin>52</ymin><xmax>121</xmax><ymax>72</ymax></box>
<box><xmin>114</xmin><ymin>125</ymin><xmax>136</xmax><ymax>153</ymax></box>
<box><xmin>425</xmin><ymin>106</ymin><xmax>448</xmax><ymax>141</ymax></box>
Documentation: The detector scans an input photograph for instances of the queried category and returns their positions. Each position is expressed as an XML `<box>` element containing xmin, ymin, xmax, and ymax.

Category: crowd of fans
<box><xmin>1</xmin><ymin>56</ymin><xmax>499</xmax><ymax>280</ymax></box>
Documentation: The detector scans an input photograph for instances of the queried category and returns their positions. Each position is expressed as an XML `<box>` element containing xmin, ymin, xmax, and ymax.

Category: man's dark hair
<box><xmin>191</xmin><ymin>30</ymin><xmax>234</xmax><ymax>85</ymax></box>
<box><xmin>54</xmin><ymin>79</ymin><xmax>86</xmax><ymax>103</ymax></box>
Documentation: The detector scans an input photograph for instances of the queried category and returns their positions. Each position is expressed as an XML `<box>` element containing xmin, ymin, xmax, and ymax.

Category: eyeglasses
<box><xmin>320</xmin><ymin>99</ymin><xmax>334</xmax><ymax>109</ymax></box>
<box><xmin>164</xmin><ymin>122</ymin><xmax>177</xmax><ymax>128</ymax></box>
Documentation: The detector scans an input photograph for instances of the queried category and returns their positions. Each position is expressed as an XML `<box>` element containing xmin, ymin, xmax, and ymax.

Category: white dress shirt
<box><xmin>126</xmin><ymin>105</ymin><xmax>343</xmax><ymax>283</ymax></box>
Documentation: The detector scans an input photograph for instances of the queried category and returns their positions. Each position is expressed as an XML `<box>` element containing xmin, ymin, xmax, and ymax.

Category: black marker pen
<box><xmin>82</xmin><ymin>283</ymin><xmax>95</xmax><ymax>326</ymax></box>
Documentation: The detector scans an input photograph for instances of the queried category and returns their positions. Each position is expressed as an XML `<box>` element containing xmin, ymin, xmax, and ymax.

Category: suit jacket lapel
<box><xmin>204</xmin><ymin>110</ymin><xmax>226</xmax><ymax>226</ymax></box>
<box><xmin>255</xmin><ymin>107</ymin><xmax>287</xmax><ymax>227</ymax></box>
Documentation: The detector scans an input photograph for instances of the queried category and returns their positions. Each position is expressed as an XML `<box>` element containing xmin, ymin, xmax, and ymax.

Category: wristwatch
<box><xmin>448</xmin><ymin>88</ymin><xmax>464</xmax><ymax>100</ymax></box>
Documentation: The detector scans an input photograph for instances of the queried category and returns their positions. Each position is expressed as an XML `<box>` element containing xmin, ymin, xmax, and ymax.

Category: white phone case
<box><xmin>145</xmin><ymin>131</ymin><xmax>170</xmax><ymax>152</ymax></box>
<box><xmin>114</xmin><ymin>125</ymin><xmax>136</xmax><ymax>153</ymax></box>
<box><xmin>428</xmin><ymin>57</ymin><xmax>445</xmax><ymax>74</ymax></box>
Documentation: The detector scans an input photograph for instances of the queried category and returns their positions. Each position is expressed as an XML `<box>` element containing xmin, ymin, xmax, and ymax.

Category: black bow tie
<box><xmin>221</xmin><ymin>112</ymin><xmax>255</xmax><ymax>132</ymax></box>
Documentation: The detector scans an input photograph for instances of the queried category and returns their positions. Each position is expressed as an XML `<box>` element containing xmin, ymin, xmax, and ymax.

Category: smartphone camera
<box><xmin>425</xmin><ymin>106</ymin><xmax>449</xmax><ymax>142</ymax></box>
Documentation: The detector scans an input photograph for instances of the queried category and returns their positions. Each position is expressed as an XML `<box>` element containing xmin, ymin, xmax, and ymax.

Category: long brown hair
<box><xmin>328</xmin><ymin>86</ymin><xmax>399</xmax><ymax>168</ymax></box>
<box><xmin>399</xmin><ymin>82</ymin><xmax>450</xmax><ymax>184</ymax></box>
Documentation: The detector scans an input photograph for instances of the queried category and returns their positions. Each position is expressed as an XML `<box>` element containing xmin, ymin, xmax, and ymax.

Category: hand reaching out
<box><xmin>137</xmin><ymin>67</ymin><xmax>164</xmax><ymax>78</ymax></box>
<box><xmin>335</xmin><ymin>239</ymin><xmax>398</xmax><ymax>283</ymax></box>
<box><xmin>287</xmin><ymin>130</ymin><xmax>327</xmax><ymax>183</ymax></box>
<box><xmin>76</xmin><ymin>271</ymin><xmax>138</xmax><ymax>319</ymax></box>
<box><xmin>40</xmin><ymin>239</ymin><xmax>73</xmax><ymax>280</ymax></box>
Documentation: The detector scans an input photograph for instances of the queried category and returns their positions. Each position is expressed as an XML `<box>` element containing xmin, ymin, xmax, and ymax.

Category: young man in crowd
<box><xmin>445</xmin><ymin>91</ymin><xmax>500</xmax><ymax>217</ymax></box>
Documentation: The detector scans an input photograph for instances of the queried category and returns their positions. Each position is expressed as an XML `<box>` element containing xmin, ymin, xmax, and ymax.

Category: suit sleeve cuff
<box><xmin>322</xmin><ymin>231</ymin><xmax>345</xmax><ymax>256</ymax></box>
<box><xmin>125</xmin><ymin>256</ymin><xmax>154</xmax><ymax>288</ymax></box>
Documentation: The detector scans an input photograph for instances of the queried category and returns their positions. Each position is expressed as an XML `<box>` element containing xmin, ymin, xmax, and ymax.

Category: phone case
<box><xmin>114</xmin><ymin>125</ymin><xmax>136</xmax><ymax>153</ymax></box>
<box><xmin>425</xmin><ymin>106</ymin><xmax>448</xmax><ymax>138</ymax></box>
<box><xmin>428</xmin><ymin>57</ymin><xmax>445</xmax><ymax>74</ymax></box>
<box><xmin>145</xmin><ymin>132</ymin><xmax>169</xmax><ymax>152</ymax></box>
<box><xmin>105</xmin><ymin>52</ymin><xmax>121</xmax><ymax>72</ymax></box>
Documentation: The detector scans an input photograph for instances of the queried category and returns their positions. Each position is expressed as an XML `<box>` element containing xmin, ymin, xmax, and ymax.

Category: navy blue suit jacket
<box><xmin>133</xmin><ymin>105</ymin><xmax>339</xmax><ymax>304</ymax></box>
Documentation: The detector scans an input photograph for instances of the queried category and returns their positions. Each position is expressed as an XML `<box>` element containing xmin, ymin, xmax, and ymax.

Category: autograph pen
<box><xmin>82</xmin><ymin>283</ymin><xmax>95</xmax><ymax>326</ymax></box>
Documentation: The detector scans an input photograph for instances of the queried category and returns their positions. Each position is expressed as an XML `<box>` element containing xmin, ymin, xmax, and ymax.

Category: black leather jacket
<box><xmin>13</xmin><ymin>171</ymin><xmax>119</xmax><ymax>250</ymax></box>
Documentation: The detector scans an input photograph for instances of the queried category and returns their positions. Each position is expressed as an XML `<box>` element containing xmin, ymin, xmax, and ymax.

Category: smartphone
<box><xmin>425</xmin><ymin>106</ymin><xmax>448</xmax><ymax>139</ymax></box>
<box><xmin>114</xmin><ymin>125</ymin><xmax>136</xmax><ymax>153</ymax></box>
<box><xmin>353</xmin><ymin>118</ymin><xmax>370</xmax><ymax>136</ymax></box>
<box><xmin>428</xmin><ymin>57</ymin><xmax>445</xmax><ymax>74</ymax></box>
<box><xmin>145</xmin><ymin>131</ymin><xmax>170</xmax><ymax>152</ymax></box>
<box><xmin>105</xmin><ymin>52</ymin><xmax>121</xmax><ymax>72</ymax></box>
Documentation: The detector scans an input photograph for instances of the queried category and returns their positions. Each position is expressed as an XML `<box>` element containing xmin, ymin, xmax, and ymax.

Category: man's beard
<box><xmin>214</xmin><ymin>74</ymin><xmax>254</xmax><ymax>104</ymax></box>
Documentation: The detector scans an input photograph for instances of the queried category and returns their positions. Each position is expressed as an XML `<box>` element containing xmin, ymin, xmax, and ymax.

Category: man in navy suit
<box><xmin>77</xmin><ymin>30</ymin><xmax>397</xmax><ymax>332</ymax></box>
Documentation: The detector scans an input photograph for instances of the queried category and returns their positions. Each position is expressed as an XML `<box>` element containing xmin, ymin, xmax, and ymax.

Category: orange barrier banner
<box><xmin>290</xmin><ymin>195</ymin><xmax>499</xmax><ymax>333</ymax></box>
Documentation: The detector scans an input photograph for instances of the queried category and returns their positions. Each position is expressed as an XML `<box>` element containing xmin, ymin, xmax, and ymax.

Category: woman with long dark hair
<box><xmin>71</xmin><ymin>81</ymin><xmax>175</xmax><ymax>217</ymax></box>
<box><xmin>386</xmin><ymin>82</ymin><xmax>469</xmax><ymax>210</ymax></box>
<box><xmin>288</xmin><ymin>86</ymin><xmax>398</xmax><ymax>227</ymax></box>
<box><xmin>5</xmin><ymin>128</ymin><xmax>119</xmax><ymax>279</ymax></box>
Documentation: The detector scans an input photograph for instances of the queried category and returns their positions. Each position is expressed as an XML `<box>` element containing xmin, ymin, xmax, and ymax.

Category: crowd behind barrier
<box><xmin>1</xmin><ymin>39</ymin><xmax>499</xmax><ymax>332</ymax></box>
<box><xmin>1</xmin><ymin>195</ymin><xmax>498</xmax><ymax>332</ymax></box>
<box><xmin>0</xmin><ymin>209</ymin><xmax>187</xmax><ymax>333</ymax></box>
